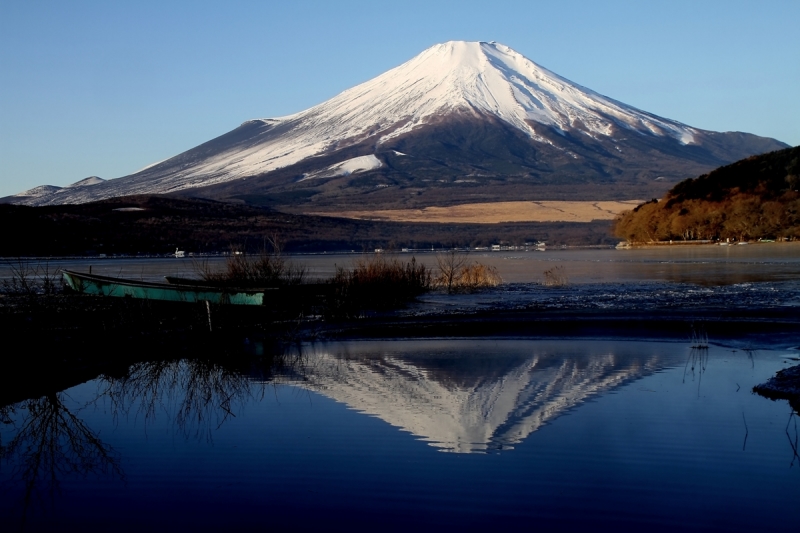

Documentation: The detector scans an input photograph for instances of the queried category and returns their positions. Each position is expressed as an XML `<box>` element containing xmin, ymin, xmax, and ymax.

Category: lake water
<box><xmin>2</xmin><ymin>340</ymin><xmax>799</xmax><ymax>532</ymax></box>
<box><xmin>6</xmin><ymin>245</ymin><xmax>800</xmax><ymax>319</ymax></box>
<box><xmin>4</xmin><ymin>243</ymin><xmax>800</xmax><ymax>285</ymax></box>
<box><xmin>3</xmin><ymin>245</ymin><xmax>800</xmax><ymax>530</ymax></box>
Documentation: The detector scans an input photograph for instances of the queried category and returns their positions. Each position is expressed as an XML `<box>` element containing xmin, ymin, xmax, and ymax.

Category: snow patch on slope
<box><xmin>300</xmin><ymin>154</ymin><xmax>382</xmax><ymax>181</ymax></box>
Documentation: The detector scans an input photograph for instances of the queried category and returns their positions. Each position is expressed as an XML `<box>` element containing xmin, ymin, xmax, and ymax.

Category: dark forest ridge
<box><xmin>614</xmin><ymin>145</ymin><xmax>800</xmax><ymax>243</ymax></box>
<box><xmin>0</xmin><ymin>196</ymin><xmax>617</xmax><ymax>257</ymax></box>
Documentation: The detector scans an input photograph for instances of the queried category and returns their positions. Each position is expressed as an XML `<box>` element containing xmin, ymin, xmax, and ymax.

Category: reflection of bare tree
<box><xmin>0</xmin><ymin>393</ymin><xmax>123</xmax><ymax>527</ymax></box>
<box><xmin>100</xmin><ymin>357</ymin><xmax>274</xmax><ymax>441</ymax></box>
<box><xmin>787</xmin><ymin>411</ymin><xmax>800</xmax><ymax>468</ymax></box>
<box><xmin>683</xmin><ymin>347</ymin><xmax>709</xmax><ymax>396</ymax></box>
<box><xmin>0</xmin><ymin>347</ymin><xmax>300</xmax><ymax>528</ymax></box>
<box><xmin>744</xmin><ymin>349</ymin><xmax>756</xmax><ymax>369</ymax></box>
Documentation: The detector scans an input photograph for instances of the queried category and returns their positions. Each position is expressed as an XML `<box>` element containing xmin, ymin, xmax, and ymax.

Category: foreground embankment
<box><xmin>4</xmin><ymin>283</ymin><xmax>800</xmax><ymax>408</ymax></box>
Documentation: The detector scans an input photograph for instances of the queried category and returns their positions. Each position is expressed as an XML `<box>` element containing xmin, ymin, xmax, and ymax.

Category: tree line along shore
<box><xmin>0</xmin><ymin>195</ymin><xmax>617</xmax><ymax>258</ymax></box>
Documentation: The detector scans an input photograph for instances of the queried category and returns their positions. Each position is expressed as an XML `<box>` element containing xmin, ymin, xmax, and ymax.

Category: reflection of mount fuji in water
<box><xmin>283</xmin><ymin>340</ymin><xmax>675</xmax><ymax>453</ymax></box>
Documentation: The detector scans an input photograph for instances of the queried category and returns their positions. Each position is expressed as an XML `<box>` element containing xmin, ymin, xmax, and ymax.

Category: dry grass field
<box><xmin>313</xmin><ymin>200</ymin><xmax>644</xmax><ymax>224</ymax></box>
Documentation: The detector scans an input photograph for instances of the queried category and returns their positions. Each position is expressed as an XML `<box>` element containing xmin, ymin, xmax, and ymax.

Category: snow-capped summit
<box><xmin>11</xmin><ymin>41</ymin><xmax>787</xmax><ymax>207</ymax></box>
<box><xmin>271</xmin><ymin>40</ymin><xmax>696</xmax><ymax>147</ymax></box>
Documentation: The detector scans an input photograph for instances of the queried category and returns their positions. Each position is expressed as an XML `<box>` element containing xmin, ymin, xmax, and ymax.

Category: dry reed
<box><xmin>330</xmin><ymin>254</ymin><xmax>431</xmax><ymax>313</ymax></box>
<box><xmin>434</xmin><ymin>250</ymin><xmax>502</xmax><ymax>293</ymax></box>
<box><xmin>198</xmin><ymin>238</ymin><xmax>305</xmax><ymax>288</ymax></box>
<box><xmin>542</xmin><ymin>265</ymin><xmax>568</xmax><ymax>287</ymax></box>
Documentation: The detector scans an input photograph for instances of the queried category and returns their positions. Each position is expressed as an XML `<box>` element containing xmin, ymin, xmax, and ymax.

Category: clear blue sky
<box><xmin>1</xmin><ymin>0</ymin><xmax>798</xmax><ymax>197</ymax></box>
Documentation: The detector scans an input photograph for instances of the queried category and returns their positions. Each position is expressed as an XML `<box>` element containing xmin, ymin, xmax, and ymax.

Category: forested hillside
<box><xmin>614</xmin><ymin>146</ymin><xmax>800</xmax><ymax>242</ymax></box>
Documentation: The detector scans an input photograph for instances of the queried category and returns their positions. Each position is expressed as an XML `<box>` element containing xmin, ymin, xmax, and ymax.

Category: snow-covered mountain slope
<box><xmin>12</xmin><ymin>41</ymin><xmax>788</xmax><ymax>207</ymax></box>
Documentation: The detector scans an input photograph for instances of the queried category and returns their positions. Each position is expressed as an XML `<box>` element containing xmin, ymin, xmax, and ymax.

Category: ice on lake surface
<box><xmin>2</xmin><ymin>339</ymin><xmax>799</xmax><ymax>532</ymax></box>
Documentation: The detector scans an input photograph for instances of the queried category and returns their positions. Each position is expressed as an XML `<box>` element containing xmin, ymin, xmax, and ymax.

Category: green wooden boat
<box><xmin>164</xmin><ymin>276</ymin><xmax>337</xmax><ymax>297</ymax></box>
<box><xmin>62</xmin><ymin>269</ymin><xmax>266</xmax><ymax>305</ymax></box>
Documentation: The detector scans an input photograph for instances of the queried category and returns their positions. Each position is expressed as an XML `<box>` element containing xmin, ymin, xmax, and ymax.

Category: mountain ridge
<box><xmin>8</xmin><ymin>41</ymin><xmax>788</xmax><ymax>208</ymax></box>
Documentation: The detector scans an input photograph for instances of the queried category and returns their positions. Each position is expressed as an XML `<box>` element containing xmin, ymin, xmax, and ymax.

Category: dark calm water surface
<box><xmin>2</xmin><ymin>340</ymin><xmax>799</xmax><ymax>532</ymax></box>
<box><xmin>3</xmin><ymin>246</ymin><xmax>800</xmax><ymax>530</ymax></box>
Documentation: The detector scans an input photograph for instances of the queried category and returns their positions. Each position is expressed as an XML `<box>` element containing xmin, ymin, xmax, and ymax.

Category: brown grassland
<box><xmin>312</xmin><ymin>200</ymin><xmax>643</xmax><ymax>224</ymax></box>
<box><xmin>0</xmin><ymin>196</ymin><xmax>621</xmax><ymax>257</ymax></box>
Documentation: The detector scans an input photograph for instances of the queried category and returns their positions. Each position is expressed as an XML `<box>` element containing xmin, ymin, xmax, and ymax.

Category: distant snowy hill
<box><xmin>8</xmin><ymin>176</ymin><xmax>106</xmax><ymax>204</ymax></box>
<box><xmin>12</xmin><ymin>185</ymin><xmax>64</xmax><ymax>200</ymax></box>
<box><xmin>11</xmin><ymin>41</ymin><xmax>788</xmax><ymax>208</ymax></box>
<box><xmin>66</xmin><ymin>176</ymin><xmax>105</xmax><ymax>188</ymax></box>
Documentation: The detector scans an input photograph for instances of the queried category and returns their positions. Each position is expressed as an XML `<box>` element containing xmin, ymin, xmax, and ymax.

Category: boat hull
<box><xmin>62</xmin><ymin>270</ymin><xmax>265</xmax><ymax>306</ymax></box>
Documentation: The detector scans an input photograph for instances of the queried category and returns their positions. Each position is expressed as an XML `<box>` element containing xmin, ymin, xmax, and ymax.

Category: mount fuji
<box><xmin>10</xmin><ymin>41</ymin><xmax>787</xmax><ymax>209</ymax></box>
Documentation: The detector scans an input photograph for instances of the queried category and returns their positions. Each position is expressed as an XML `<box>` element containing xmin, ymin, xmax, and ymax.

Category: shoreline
<box><xmin>4</xmin><ymin>291</ymin><xmax>799</xmax><ymax>408</ymax></box>
<box><xmin>753</xmin><ymin>365</ymin><xmax>800</xmax><ymax>412</ymax></box>
<box><xmin>6</xmin><ymin>239</ymin><xmax>800</xmax><ymax>259</ymax></box>
<box><xmin>320</xmin><ymin>308</ymin><xmax>800</xmax><ymax>346</ymax></box>
<box><xmin>619</xmin><ymin>240</ymin><xmax>800</xmax><ymax>248</ymax></box>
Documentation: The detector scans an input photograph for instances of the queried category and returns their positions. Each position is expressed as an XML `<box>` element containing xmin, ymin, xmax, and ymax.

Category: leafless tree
<box><xmin>436</xmin><ymin>249</ymin><xmax>469</xmax><ymax>294</ymax></box>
